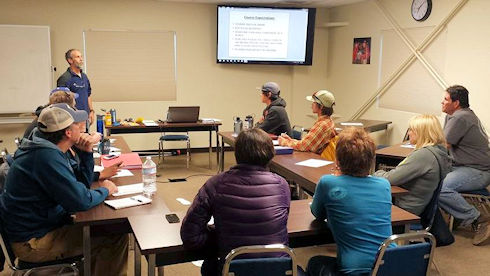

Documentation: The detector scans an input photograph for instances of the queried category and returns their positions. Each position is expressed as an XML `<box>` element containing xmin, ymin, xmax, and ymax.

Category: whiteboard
<box><xmin>0</xmin><ymin>25</ymin><xmax>51</xmax><ymax>113</ymax></box>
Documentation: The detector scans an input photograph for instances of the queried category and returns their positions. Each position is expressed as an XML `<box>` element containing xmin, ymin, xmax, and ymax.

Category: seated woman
<box><xmin>374</xmin><ymin>114</ymin><xmax>451</xmax><ymax>216</ymax></box>
<box><xmin>278</xmin><ymin>90</ymin><xmax>336</xmax><ymax>154</ymax></box>
<box><xmin>181</xmin><ymin>128</ymin><xmax>291</xmax><ymax>276</ymax></box>
<box><xmin>307</xmin><ymin>128</ymin><xmax>392</xmax><ymax>276</ymax></box>
<box><xmin>256</xmin><ymin>81</ymin><xmax>292</xmax><ymax>136</ymax></box>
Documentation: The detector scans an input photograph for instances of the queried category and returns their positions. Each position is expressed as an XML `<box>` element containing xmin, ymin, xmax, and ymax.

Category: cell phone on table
<box><xmin>165</xmin><ymin>213</ymin><xmax>180</xmax><ymax>223</ymax></box>
<box><xmin>103</xmin><ymin>154</ymin><xmax>119</xmax><ymax>160</ymax></box>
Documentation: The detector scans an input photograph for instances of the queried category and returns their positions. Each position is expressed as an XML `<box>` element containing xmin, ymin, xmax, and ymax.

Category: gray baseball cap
<box><xmin>259</xmin><ymin>82</ymin><xmax>280</xmax><ymax>96</ymax></box>
<box><xmin>38</xmin><ymin>103</ymin><xmax>88</xmax><ymax>132</ymax></box>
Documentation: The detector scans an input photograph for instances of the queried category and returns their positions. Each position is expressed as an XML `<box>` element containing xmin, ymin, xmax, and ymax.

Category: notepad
<box><xmin>105</xmin><ymin>195</ymin><xmax>151</xmax><ymax>209</ymax></box>
<box><xmin>112</xmin><ymin>183</ymin><xmax>144</xmax><ymax>196</ymax></box>
<box><xmin>101</xmin><ymin>153</ymin><xmax>142</xmax><ymax>170</ymax></box>
<box><xmin>274</xmin><ymin>146</ymin><xmax>294</xmax><ymax>155</ymax></box>
<box><xmin>296</xmin><ymin>159</ymin><xmax>333</xmax><ymax>168</ymax></box>
<box><xmin>400</xmin><ymin>144</ymin><xmax>415</xmax><ymax>149</ymax></box>
<box><xmin>273</xmin><ymin>140</ymin><xmax>279</xmax><ymax>146</ymax></box>
<box><xmin>112</xmin><ymin>169</ymin><xmax>134</xmax><ymax>178</ymax></box>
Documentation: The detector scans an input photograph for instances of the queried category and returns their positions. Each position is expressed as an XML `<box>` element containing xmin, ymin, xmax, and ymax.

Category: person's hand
<box><xmin>99</xmin><ymin>180</ymin><xmax>118</xmax><ymax>195</ymax></box>
<box><xmin>89</xmin><ymin>112</ymin><xmax>95</xmax><ymax>126</ymax></box>
<box><xmin>99</xmin><ymin>161</ymin><xmax>123</xmax><ymax>179</ymax></box>
<box><xmin>75</xmin><ymin>133</ymin><xmax>94</xmax><ymax>152</ymax></box>
<box><xmin>88</xmin><ymin>132</ymin><xmax>102</xmax><ymax>144</ymax></box>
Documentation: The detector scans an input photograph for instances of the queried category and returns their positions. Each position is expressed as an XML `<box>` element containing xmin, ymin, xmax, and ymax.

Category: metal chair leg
<box><xmin>186</xmin><ymin>139</ymin><xmax>190</xmax><ymax>168</ymax></box>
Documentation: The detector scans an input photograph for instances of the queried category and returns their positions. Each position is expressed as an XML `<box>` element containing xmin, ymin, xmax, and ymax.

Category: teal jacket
<box><xmin>0</xmin><ymin>129</ymin><xmax>108</xmax><ymax>242</ymax></box>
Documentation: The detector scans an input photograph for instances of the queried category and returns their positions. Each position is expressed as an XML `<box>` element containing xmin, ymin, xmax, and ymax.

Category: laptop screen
<box><xmin>166</xmin><ymin>106</ymin><xmax>200</xmax><ymax>123</ymax></box>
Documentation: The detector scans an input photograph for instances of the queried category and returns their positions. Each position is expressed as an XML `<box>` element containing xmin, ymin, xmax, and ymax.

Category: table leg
<box><xmin>134</xmin><ymin>234</ymin><xmax>141</xmax><ymax>276</ymax></box>
<box><xmin>83</xmin><ymin>226</ymin><xmax>91</xmax><ymax>276</ymax></box>
<box><xmin>158</xmin><ymin>266</ymin><xmax>164</xmax><ymax>276</ymax></box>
<box><xmin>215</xmin><ymin>127</ymin><xmax>219</xmax><ymax>164</ymax></box>
<box><xmin>219</xmin><ymin>136</ymin><xmax>225</xmax><ymax>173</ymax></box>
<box><xmin>148</xmin><ymin>254</ymin><xmax>156</xmax><ymax>276</ymax></box>
<box><xmin>404</xmin><ymin>224</ymin><xmax>410</xmax><ymax>233</ymax></box>
<box><xmin>209</xmin><ymin>130</ymin><xmax>212</xmax><ymax>169</ymax></box>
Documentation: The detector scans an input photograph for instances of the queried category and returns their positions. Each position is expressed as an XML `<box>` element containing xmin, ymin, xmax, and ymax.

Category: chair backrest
<box><xmin>222</xmin><ymin>244</ymin><xmax>297</xmax><ymax>276</ymax></box>
<box><xmin>371</xmin><ymin>232</ymin><xmax>436</xmax><ymax>276</ymax></box>
<box><xmin>320</xmin><ymin>135</ymin><xmax>339</xmax><ymax>162</ymax></box>
<box><xmin>419</xmin><ymin>147</ymin><xmax>445</xmax><ymax>231</ymax></box>
<box><xmin>0</xmin><ymin>217</ymin><xmax>20</xmax><ymax>270</ymax></box>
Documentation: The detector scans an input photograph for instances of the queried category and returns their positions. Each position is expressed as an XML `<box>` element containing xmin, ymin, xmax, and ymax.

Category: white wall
<box><xmin>0</xmin><ymin>0</ymin><xmax>329</xmax><ymax>151</ymax></box>
<box><xmin>326</xmin><ymin>0</ymin><xmax>490</xmax><ymax>144</ymax></box>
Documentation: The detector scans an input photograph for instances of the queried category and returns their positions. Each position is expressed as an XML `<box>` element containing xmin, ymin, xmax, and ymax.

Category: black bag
<box><xmin>429</xmin><ymin>209</ymin><xmax>454</xmax><ymax>247</ymax></box>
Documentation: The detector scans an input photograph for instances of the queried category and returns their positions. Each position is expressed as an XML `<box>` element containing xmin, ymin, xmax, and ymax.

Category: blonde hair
<box><xmin>408</xmin><ymin>114</ymin><xmax>446</xmax><ymax>149</ymax></box>
<box><xmin>48</xmin><ymin>91</ymin><xmax>76</xmax><ymax>107</ymax></box>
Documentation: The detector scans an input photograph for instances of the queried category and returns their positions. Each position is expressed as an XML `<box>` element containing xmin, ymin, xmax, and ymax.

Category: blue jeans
<box><xmin>439</xmin><ymin>166</ymin><xmax>490</xmax><ymax>226</ymax></box>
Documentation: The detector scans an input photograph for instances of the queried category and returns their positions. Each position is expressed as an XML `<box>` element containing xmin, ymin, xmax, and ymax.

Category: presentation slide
<box><xmin>218</xmin><ymin>6</ymin><xmax>311</xmax><ymax>64</ymax></box>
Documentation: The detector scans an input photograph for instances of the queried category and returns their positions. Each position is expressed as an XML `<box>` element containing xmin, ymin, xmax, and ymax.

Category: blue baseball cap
<box><xmin>50</xmin><ymin>87</ymin><xmax>79</xmax><ymax>99</ymax></box>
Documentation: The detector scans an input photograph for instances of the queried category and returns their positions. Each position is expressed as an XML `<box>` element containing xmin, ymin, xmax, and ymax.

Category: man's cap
<box><xmin>258</xmin><ymin>82</ymin><xmax>280</xmax><ymax>96</ymax></box>
<box><xmin>306</xmin><ymin>90</ymin><xmax>335</xmax><ymax>108</ymax></box>
<box><xmin>50</xmin><ymin>87</ymin><xmax>79</xmax><ymax>99</ymax></box>
<box><xmin>38</xmin><ymin>103</ymin><xmax>88</xmax><ymax>132</ymax></box>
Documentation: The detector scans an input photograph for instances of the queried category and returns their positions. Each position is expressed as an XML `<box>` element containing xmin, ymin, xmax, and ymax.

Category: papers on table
<box><xmin>401</xmin><ymin>144</ymin><xmax>416</xmax><ymax>149</ymax></box>
<box><xmin>104</xmin><ymin>195</ymin><xmax>151</xmax><ymax>209</ymax></box>
<box><xmin>109</xmin><ymin>147</ymin><xmax>121</xmax><ymax>152</ymax></box>
<box><xmin>112</xmin><ymin>169</ymin><xmax>134</xmax><ymax>178</ymax></box>
<box><xmin>93</xmin><ymin>152</ymin><xmax>101</xmax><ymax>158</ymax></box>
<box><xmin>296</xmin><ymin>159</ymin><xmax>334</xmax><ymax>168</ymax></box>
<box><xmin>142</xmin><ymin>120</ymin><xmax>159</xmax><ymax>127</ymax></box>
<box><xmin>112</xmin><ymin>183</ymin><xmax>144</xmax><ymax>197</ymax></box>
<box><xmin>94</xmin><ymin>165</ymin><xmax>104</xmax><ymax>172</ymax></box>
<box><xmin>273</xmin><ymin>140</ymin><xmax>279</xmax><ymax>146</ymax></box>
<box><xmin>176</xmin><ymin>197</ymin><xmax>191</xmax><ymax>206</ymax></box>
<box><xmin>201</xmin><ymin>118</ymin><xmax>221</xmax><ymax>123</ymax></box>
<box><xmin>340</xmin><ymin>122</ymin><xmax>364</xmax><ymax>126</ymax></box>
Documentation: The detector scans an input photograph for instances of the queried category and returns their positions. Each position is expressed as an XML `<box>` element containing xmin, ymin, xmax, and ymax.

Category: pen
<box><xmin>131</xmin><ymin>197</ymin><xmax>143</xmax><ymax>203</ymax></box>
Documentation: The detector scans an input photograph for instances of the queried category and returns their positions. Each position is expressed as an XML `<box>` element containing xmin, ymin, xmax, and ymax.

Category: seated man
<box><xmin>181</xmin><ymin>128</ymin><xmax>291</xmax><ymax>276</ymax></box>
<box><xmin>279</xmin><ymin>90</ymin><xmax>336</xmax><ymax>154</ymax></box>
<box><xmin>307</xmin><ymin>128</ymin><xmax>392</xmax><ymax>276</ymax></box>
<box><xmin>255</xmin><ymin>82</ymin><xmax>292</xmax><ymax>136</ymax></box>
<box><xmin>439</xmin><ymin>85</ymin><xmax>490</xmax><ymax>245</ymax></box>
<box><xmin>0</xmin><ymin>103</ymin><xmax>128</xmax><ymax>275</ymax></box>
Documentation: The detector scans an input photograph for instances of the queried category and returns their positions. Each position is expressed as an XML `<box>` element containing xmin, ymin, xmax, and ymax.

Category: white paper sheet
<box><xmin>109</xmin><ymin>147</ymin><xmax>121</xmax><ymax>152</ymax></box>
<box><xmin>112</xmin><ymin>183</ymin><xmax>144</xmax><ymax>197</ymax></box>
<box><xmin>94</xmin><ymin>165</ymin><xmax>104</xmax><ymax>172</ymax></box>
<box><xmin>112</xmin><ymin>169</ymin><xmax>134</xmax><ymax>178</ymax></box>
<box><xmin>93</xmin><ymin>152</ymin><xmax>101</xmax><ymax>158</ymax></box>
<box><xmin>400</xmin><ymin>144</ymin><xmax>415</xmax><ymax>149</ymax></box>
<box><xmin>340</xmin><ymin>122</ymin><xmax>364</xmax><ymax>126</ymax></box>
<box><xmin>295</xmin><ymin>159</ymin><xmax>333</xmax><ymax>168</ymax></box>
<box><xmin>142</xmin><ymin>120</ymin><xmax>159</xmax><ymax>126</ymax></box>
<box><xmin>176</xmin><ymin>197</ymin><xmax>191</xmax><ymax>205</ymax></box>
<box><xmin>273</xmin><ymin>140</ymin><xmax>279</xmax><ymax>146</ymax></box>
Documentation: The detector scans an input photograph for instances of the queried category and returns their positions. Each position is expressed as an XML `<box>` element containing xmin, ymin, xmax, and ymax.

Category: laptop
<box><xmin>166</xmin><ymin>106</ymin><xmax>200</xmax><ymax>123</ymax></box>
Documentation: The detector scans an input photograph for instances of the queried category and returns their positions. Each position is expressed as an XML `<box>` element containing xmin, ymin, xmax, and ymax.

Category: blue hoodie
<box><xmin>0</xmin><ymin>129</ymin><xmax>109</xmax><ymax>242</ymax></box>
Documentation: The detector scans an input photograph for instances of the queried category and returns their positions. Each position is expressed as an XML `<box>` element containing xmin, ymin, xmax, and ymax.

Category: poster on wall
<box><xmin>352</xmin><ymin>37</ymin><xmax>371</xmax><ymax>64</ymax></box>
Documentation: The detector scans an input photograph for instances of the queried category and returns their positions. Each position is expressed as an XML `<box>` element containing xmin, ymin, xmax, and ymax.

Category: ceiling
<box><xmin>156</xmin><ymin>0</ymin><xmax>367</xmax><ymax>8</ymax></box>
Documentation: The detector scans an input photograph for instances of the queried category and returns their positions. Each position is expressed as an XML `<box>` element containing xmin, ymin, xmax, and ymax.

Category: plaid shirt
<box><xmin>280</xmin><ymin>115</ymin><xmax>334</xmax><ymax>154</ymax></box>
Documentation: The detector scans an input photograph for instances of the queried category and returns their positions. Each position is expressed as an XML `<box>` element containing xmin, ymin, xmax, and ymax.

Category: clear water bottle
<box><xmin>142</xmin><ymin>156</ymin><xmax>157</xmax><ymax>198</ymax></box>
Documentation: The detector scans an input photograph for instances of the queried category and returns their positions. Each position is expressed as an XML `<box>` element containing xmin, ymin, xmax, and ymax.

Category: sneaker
<box><xmin>472</xmin><ymin>221</ymin><xmax>490</xmax><ymax>245</ymax></box>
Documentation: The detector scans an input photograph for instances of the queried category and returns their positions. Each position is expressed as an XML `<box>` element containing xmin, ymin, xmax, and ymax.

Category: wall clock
<box><xmin>411</xmin><ymin>0</ymin><xmax>432</xmax><ymax>21</ymax></box>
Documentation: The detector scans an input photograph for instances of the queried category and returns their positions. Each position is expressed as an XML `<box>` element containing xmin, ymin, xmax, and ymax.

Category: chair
<box><xmin>0</xmin><ymin>219</ymin><xmax>80</xmax><ymax>275</ymax></box>
<box><xmin>371</xmin><ymin>232</ymin><xmax>436</xmax><ymax>276</ymax></box>
<box><xmin>448</xmin><ymin>188</ymin><xmax>490</xmax><ymax>231</ymax></box>
<box><xmin>222</xmin><ymin>244</ymin><xmax>304</xmax><ymax>276</ymax></box>
<box><xmin>158</xmin><ymin>132</ymin><xmax>190</xmax><ymax>168</ymax></box>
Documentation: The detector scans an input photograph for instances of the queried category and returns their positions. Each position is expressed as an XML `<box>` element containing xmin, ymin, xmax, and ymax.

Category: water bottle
<box><xmin>105</xmin><ymin>111</ymin><xmax>112</xmax><ymax>127</ymax></box>
<box><xmin>142</xmin><ymin>156</ymin><xmax>157</xmax><ymax>198</ymax></box>
<box><xmin>110</xmin><ymin>109</ymin><xmax>117</xmax><ymax>125</ymax></box>
<box><xmin>233</xmin><ymin>117</ymin><xmax>243</xmax><ymax>135</ymax></box>
<box><xmin>244</xmin><ymin>115</ymin><xmax>254</xmax><ymax>130</ymax></box>
<box><xmin>96</xmin><ymin>114</ymin><xmax>104</xmax><ymax>139</ymax></box>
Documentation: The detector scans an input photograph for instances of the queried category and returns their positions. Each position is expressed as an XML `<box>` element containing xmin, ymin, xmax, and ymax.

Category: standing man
<box><xmin>255</xmin><ymin>82</ymin><xmax>292</xmax><ymax>136</ymax></box>
<box><xmin>439</xmin><ymin>85</ymin><xmax>490</xmax><ymax>246</ymax></box>
<box><xmin>57</xmin><ymin>49</ymin><xmax>95</xmax><ymax>126</ymax></box>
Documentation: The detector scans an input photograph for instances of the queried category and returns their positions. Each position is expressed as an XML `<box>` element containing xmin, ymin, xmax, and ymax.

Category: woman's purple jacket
<box><xmin>180</xmin><ymin>164</ymin><xmax>291</xmax><ymax>258</ymax></box>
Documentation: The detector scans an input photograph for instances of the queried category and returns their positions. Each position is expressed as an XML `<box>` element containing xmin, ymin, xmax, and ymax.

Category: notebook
<box><xmin>101</xmin><ymin>153</ymin><xmax>142</xmax><ymax>170</ymax></box>
<box><xmin>166</xmin><ymin>106</ymin><xmax>200</xmax><ymax>123</ymax></box>
<box><xmin>104</xmin><ymin>195</ymin><xmax>152</xmax><ymax>210</ymax></box>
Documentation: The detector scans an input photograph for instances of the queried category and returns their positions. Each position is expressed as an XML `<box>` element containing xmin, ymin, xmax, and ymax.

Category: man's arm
<box><xmin>374</xmin><ymin>149</ymin><xmax>432</xmax><ymax>186</ymax></box>
<box><xmin>257</xmin><ymin>108</ymin><xmax>280</xmax><ymax>134</ymax></box>
<box><xmin>88</xmin><ymin>96</ymin><xmax>94</xmax><ymax>125</ymax></box>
